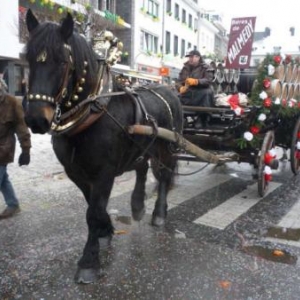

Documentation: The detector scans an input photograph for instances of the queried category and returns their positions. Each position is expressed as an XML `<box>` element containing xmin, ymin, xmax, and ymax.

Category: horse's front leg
<box><xmin>131</xmin><ymin>160</ymin><xmax>149</xmax><ymax>221</ymax></box>
<box><xmin>70</xmin><ymin>173</ymin><xmax>115</xmax><ymax>284</ymax></box>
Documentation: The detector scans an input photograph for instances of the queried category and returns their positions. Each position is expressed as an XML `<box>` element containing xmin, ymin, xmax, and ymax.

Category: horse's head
<box><xmin>25</xmin><ymin>9</ymin><xmax>98</xmax><ymax>133</ymax></box>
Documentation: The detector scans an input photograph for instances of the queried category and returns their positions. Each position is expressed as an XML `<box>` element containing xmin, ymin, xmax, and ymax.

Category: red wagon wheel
<box><xmin>258</xmin><ymin>130</ymin><xmax>275</xmax><ymax>197</ymax></box>
<box><xmin>290</xmin><ymin>116</ymin><xmax>300</xmax><ymax>175</ymax></box>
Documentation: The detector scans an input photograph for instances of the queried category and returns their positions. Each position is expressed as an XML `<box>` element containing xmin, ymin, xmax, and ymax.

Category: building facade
<box><xmin>0</xmin><ymin>0</ymin><xmax>229</xmax><ymax>94</ymax></box>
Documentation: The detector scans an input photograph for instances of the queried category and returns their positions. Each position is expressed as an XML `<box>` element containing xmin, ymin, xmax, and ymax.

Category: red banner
<box><xmin>225</xmin><ymin>17</ymin><xmax>256</xmax><ymax>69</ymax></box>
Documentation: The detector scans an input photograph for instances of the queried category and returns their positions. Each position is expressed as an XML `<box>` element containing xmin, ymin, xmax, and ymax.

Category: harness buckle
<box><xmin>54</xmin><ymin>105</ymin><xmax>62</xmax><ymax>124</ymax></box>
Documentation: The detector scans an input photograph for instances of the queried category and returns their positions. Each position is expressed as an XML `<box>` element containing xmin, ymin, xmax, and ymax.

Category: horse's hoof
<box><xmin>151</xmin><ymin>216</ymin><xmax>165</xmax><ymax>227</ymax></box>
<box><xmin>132</xmin><ymin>207</ymin><xmax>145</xmax><ymax>221</ymax></box>
<box><xmin>74</xmin><ymin>268</ymin><xmax>103</xmax><ymax>284</ymax></box>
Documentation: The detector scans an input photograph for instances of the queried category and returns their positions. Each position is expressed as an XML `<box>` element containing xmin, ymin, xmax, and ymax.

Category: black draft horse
<box><xmin>25</xmin><ymin>10</ymin><xmax>183</xmax><ymax>283</ymax></box>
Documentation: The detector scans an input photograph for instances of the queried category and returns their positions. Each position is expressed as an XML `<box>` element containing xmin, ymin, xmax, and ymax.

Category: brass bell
<box><xmin>65</xmin><ymin>101</ymin><xmax>72</xmax><ymax>107</ymax></box>
<box><xmin>104</xmin><ymin>31</ymin><xmax>114</xmax><ymax>40</ymax></box>
<box><xmin>117</xmin><ymin>42</ymin><xmax>124</xmax><ymax>51</ymax></box>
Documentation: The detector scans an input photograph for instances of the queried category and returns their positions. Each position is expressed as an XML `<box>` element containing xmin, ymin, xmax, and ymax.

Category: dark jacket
<box><xmin>0</xmin><ymin>93</ymin><xmax>31</xmax><ymax>165</ymax></box>
<box><xmin>177</xmin><ymin>61</ymin><xmax>214</xmax><ymax>89</ymax></box>
<box><xmin>177</xmin><ymin>61</ymin><xmax>215</xmax><ymax>107</ymax></box>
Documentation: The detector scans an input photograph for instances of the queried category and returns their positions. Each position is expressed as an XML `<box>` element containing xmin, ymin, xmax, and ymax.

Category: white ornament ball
<box><xmin>258</xmin><ymin>113</ymin><xmax>266</xmax><ymax>122</ymax></box>
<box><xmin>259</xmin><ymin>91</ymin><xmax>268</xmax><ymax>100</ymax></box>
<box><xmin>268</xmin><ymin>64</ymin><xmax>275</xmax><ymax>76</ymax></box>
<box><xmin>243</xmin><ymin>131</ymin><xmax>253</xmax><ymax>141</ymax></box>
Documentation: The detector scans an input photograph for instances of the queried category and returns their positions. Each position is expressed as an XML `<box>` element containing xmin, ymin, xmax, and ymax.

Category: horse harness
<box><xmin>26</xmin><ymin>33</ymin><xmax>175</xmax><ymax>147</ymax></box>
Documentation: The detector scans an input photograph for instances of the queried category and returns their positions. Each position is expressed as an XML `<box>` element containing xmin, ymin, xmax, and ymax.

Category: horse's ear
<box><xmin>26</xmin><ymin>9</ymin><xmax>39</xmax><ymax>33</ymax></box>
<box><xmin>60</xmin><ymin>13</ymin><xmax>74</xmax><ymax>41</ymax></box>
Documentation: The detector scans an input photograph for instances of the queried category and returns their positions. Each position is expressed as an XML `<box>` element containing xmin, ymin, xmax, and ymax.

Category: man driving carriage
<box><xmin>176</xmin><ymin>49</ymin><xmax>214</xmax><ymax>128</ymax></box>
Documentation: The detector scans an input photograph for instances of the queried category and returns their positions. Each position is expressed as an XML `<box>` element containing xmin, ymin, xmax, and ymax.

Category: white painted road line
<box><xmin>193</xmin><ymin>182</ymin><xmax>282</xmax><ymax>230</ymax></box>
<box><xmin>146</xmin><ymin>173</ymin><xmax>231</xmax><ymax>214</ymax></box>
<box><xmin>276</xmin><ymin>199</ymin><xmax>300</xmax><ymax>228</ymax></box>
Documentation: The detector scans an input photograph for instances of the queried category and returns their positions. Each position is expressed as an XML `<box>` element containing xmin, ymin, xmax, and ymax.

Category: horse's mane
<box><xmin>25</xmin><ymin>21</ymin><xmax>99</xmax><ymax>83</ymax></box>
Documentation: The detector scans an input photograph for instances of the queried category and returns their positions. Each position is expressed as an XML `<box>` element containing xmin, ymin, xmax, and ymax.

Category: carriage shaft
<box><xmin>128</xmin><ymin>125</ymin><xmax>220</xmax><ymax>164</ymax></box>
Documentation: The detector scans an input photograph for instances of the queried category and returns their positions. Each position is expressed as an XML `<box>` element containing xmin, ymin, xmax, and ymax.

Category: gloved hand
<box><xmin>179</xmin><ymin>86</ymin><xmax>187</xmax><ymax>94</ymax></box>
<box><xmin>185</xmin><ymin>78</ymin><xmax>199</xmax><ymax>86</ymax></box>
<box><xmin>19</xmin><ymin>152</ymin><xmax>30</xmax><ymax>166</ymax></box>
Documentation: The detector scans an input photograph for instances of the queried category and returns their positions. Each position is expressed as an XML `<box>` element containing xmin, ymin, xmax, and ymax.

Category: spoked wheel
<box><xmin>258</xmin><ymin>130</ymin><xmax>275</xmax><ymax>197</ymax></box>
<box><xmin>290</xmin><ymin>116</ymin><xmax>300</xmax><ymax>175</ymax></box>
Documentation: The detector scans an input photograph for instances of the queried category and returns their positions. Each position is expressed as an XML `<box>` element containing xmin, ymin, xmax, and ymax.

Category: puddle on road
<box><xmin>266</xmin><ymin>226</ymin><xmax>300</xmax><ymax>241</ymax></box>
<box><xmin>243</xmin><ymin>245</ymin><xmax>297</xmax><ymax>265</ymax></box>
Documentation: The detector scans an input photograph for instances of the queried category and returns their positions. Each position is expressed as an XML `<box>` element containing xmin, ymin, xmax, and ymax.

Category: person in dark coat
<box><xmin>0</xmin><ymin>78</ymin><xmax>31</xmax><ymax>219</ymax></box>
<box><xmin>177</xmin><ymin>50</ymin><xmax>215</xmax><ymax>128</ymax></box>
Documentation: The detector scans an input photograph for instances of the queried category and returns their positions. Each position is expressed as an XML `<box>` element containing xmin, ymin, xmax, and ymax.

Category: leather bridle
<box><xmin>27</xmin><ymin>43</ymin><xmax>74</xmax><ymax>107</ymax></box>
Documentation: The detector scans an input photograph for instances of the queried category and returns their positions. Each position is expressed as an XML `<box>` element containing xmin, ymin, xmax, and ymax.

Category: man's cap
<box><xmin>185</xmin><ymin>50</ymin><xmax>201</xmax><ymax>57</ymax></box>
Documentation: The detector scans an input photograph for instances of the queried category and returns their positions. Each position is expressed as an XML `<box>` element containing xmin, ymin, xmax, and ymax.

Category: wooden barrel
<box><xmin>281</xmin><ymin>82</ymin><xmax>289</xmax><ymax>99</ymax></box>
<box><xmin>273</xmin><ymin>64</ymin><xmax>285</xmax><ymax>81</ymax></box>
<box><xmin>285</xmin><ymin>63</ymin><xmax>293</xmax><ymax>83</ymax></box>
<box><xmin>296</xmin><ymin>66</ymin><xmax>300</xmax><ymax>83</ymax></box>
<box><xmin>291</xmin><ymin>65</ymin><xmax>298</xmax><ymax>83</ymax></box>
<box><xmin>294</xmin><ymin>84</ymin><xmax>300</xmax><ymax>100</ymax></box>
<box><xmin>287</xmin><ymin>83</ymin><xmax>295</xmax><ymax>100</ymax></box>
<box><xmin>266</xmin><ymin>79</ymin><xmax>282</xmax><ymax>98</ymax></box>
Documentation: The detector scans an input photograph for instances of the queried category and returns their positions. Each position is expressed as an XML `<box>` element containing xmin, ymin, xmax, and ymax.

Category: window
<box><xmin>181</xmin><ymin>39</ymin><xmax>186</xmax><ymax>58</ymax></box>
<box><xmin>182</xmin><ymin>9</ymin><xmax>186</xmax><ymax>23</ymax></box>
<box><xmin>175</xmin><ymin>3</ymin><xmax>179</xmax><ymax>19</ymax></box>
<box><xmin>188</xmin><ymin>42</ymin><xmax>192</xmax><ymax>50</ymax></box>
<box><xmin>166</xmin><ymin>31</ymin><xmax>171</xmax><ymax>54</ymax></box>
<box><xmin>140</xmin><ymin>30</ymin><xmax>159</xmax><ymax>54</ymax></box>
<box><xmin>173</xmin><ymin>35</ymin><xmax>178</xmax><ymax>56</ymax></box>
<box><xmin>98</xmin><ymin>0</ymin><xmax>113</xmax><ymax>10</ymax></box>
<box><xmin>188</xmin><ymin>14</ymin><xmax>192</xmax><ymax>28</ymax></box>
<box><xmin>147</xmin><ymin>0</ymin><xmax>158</xmax><ymax>17</ymax></box>
<box><xmin>166</xmin><ymin>0</ymin><xmax>172</xmax><ymax>12</ymax></box>
<box><xmin>194</xmin><ymin>18</ymin><xmax>198</xmax><ymax>30</ymax></box>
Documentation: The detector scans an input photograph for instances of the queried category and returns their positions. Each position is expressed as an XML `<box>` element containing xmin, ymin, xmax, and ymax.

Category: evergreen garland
<box><xmin>236</xmin><ymin>53</ymin><xmax>300</xmax><ymax>149</ymax></box>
